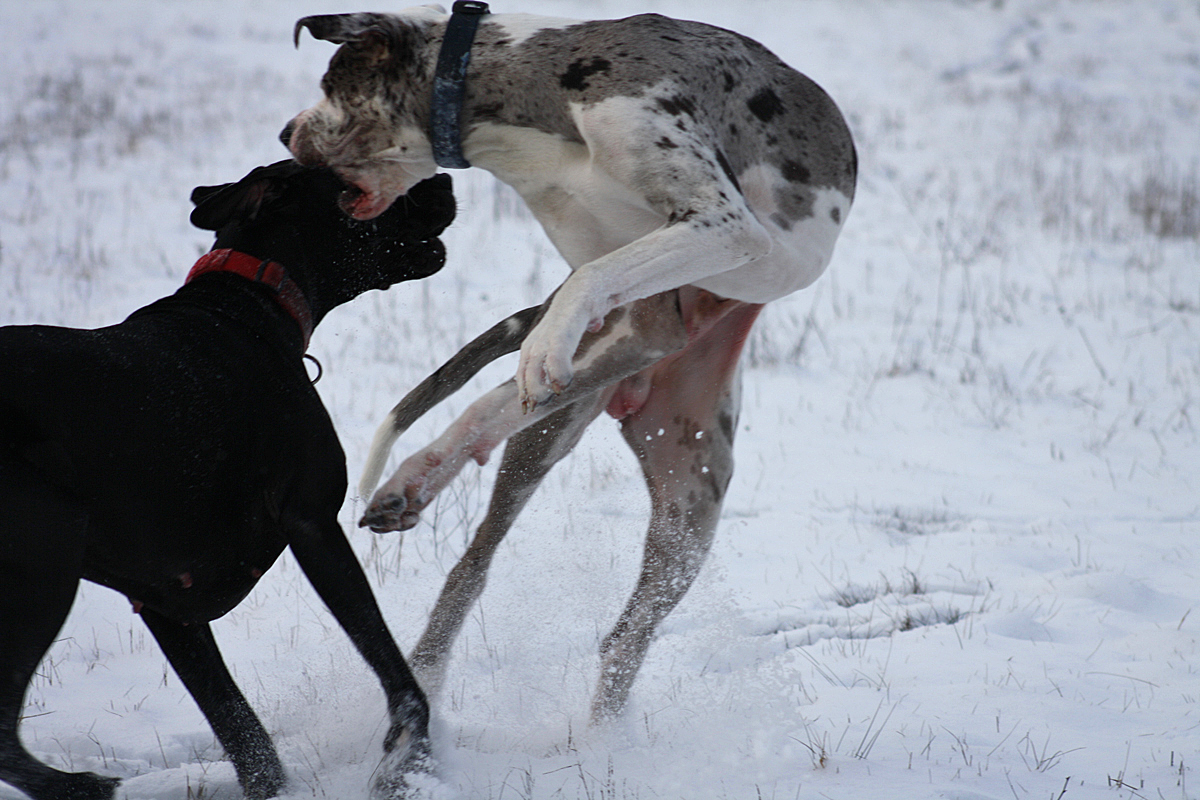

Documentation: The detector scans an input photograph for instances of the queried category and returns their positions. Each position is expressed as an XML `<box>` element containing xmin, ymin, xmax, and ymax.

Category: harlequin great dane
<box><xmin>283</xmin><ymin>3</ymin><xmax>856</xmax><ymax>722</ymax></box>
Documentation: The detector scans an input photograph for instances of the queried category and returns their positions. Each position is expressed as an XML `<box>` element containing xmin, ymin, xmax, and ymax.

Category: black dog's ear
<box><xmin>189</xmin><ymin>160</ymin><xmax>300</xmax><ymax>231</ymax></box>
<box><xmin>189</xmin><ymin>183</ymin><xmax>229</xmax><ymax>208</ymax></box>
<box><xmin>189</xmin><ymin>181</ymin><xmax>269</xmax><ymax>231</ymax></box>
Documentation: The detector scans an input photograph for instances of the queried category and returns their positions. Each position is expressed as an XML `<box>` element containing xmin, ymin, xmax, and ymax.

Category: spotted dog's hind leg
<box><xmin>409</xmin><ymin>390</ymin><xmax>612</xmax><ymax>696</ymax></box>
<box><xmin>361</xmin><ymin>291</ymin><xmax>689</xmax><ymax>534</ymax></box>
<box><xmin>591</xmin><ymin>301</ymin><xmax>762</xmax><ymax>723</ymax></box>
<box><xmin>358</xmin><ymin>306</ymin><xmax>541</xmax><ymax>503</ymax></box>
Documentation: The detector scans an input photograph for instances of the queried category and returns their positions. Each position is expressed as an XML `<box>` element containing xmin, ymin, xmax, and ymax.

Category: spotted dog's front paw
<box><xmin>516</xmin><ymin>333</ymin><xmax>575</xmax><ymax>412</ymax></box>
<box><xmin>516</xmin><ymin>303</ymin><xmax>602</xmax><ymax>411</ymax></box>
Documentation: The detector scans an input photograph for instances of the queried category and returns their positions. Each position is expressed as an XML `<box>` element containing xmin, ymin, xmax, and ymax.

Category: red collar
<box><xmin>185</xmin><ymin>249</ymin><xmax>314</xmax><ymax>349</ymax></box>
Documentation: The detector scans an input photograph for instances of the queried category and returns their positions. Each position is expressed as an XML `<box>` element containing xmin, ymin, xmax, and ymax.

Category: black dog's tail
<box><xmin>358</xmin><ymin>304</ymin><xmax>541</xmax><ymax>499</ymax></box>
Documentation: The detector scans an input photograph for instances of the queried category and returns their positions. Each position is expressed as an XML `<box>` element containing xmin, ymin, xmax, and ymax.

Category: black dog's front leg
<box><xmin>139</xmin><ymin>608</ymin><xmax>286</xmax><ymax>799</ymax></box>
<box><xmin>287</xmin><ymin>519</ymin><xmax>430</xmax><ymax>775</ymax></box>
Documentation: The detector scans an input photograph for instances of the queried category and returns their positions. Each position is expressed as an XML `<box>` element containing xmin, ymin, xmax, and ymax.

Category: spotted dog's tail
<box><xmin>358</xmin><ymin>304</ymin><xmax>541</xmax><ymax>499</ymax></box>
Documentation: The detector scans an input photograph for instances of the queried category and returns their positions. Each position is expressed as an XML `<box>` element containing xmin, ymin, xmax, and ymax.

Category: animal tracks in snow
<box><xmin>744</xmin><ymin>572</ymin><xmax>988</xmax><ymax>651</ymax></box>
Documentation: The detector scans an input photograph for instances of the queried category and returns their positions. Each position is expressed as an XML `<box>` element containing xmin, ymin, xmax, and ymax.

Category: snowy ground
<box><xmin>2</xmin><ymin>1</ymin><xmax>1198</xmax><ymax>798</ymax></box>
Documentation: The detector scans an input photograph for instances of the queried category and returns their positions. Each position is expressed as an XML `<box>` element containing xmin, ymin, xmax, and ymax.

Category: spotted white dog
<box><xmin>283</xmin><ymin>3</ymin><xmax>856</xmax><ymax>722</ymax></box>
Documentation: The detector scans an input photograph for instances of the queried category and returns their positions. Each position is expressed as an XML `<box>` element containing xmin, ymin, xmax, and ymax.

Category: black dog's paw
<box><xmin>52</xmin><ymin>771</ymin><xmax>122</xmax><ymax>800</ymax></box>
<box><xmin>370</xmin><ymin>729</ymin><xmax>435</xmax><ymax>800</ymax></box>
<box><xmin>238</xmin><ymin>758</ymin><xmax>287</xmax><ymax>800</ymax></box>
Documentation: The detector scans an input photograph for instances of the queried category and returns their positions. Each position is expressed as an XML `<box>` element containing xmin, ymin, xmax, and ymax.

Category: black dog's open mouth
<box><xmin>338</xmin><ymin>182</ymin><xmax>366</xmax><ymax>217</ymax></box>
<box><xmin>335</xmin><ymin>179</ymin><xmax>393</xmax><ymax>220</ymax></box>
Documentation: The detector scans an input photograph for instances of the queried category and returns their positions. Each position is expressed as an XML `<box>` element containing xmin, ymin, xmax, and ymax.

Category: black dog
<box><xmin>0</xmin><ymin>161</ymin><xmax>455</xmax><ymax>800</ymax></box>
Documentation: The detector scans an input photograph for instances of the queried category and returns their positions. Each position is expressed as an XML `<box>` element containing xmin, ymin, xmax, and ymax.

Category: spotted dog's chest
<box><xmin>463</xmin><ymin>115</ymin><xmax>666</xmax><ymax>268</ymax></box>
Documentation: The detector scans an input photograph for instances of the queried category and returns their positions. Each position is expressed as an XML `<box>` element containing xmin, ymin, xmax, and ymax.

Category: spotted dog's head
<box><xmin>282</xmin><ymin>7</ymin><xmax>446</xmax><ymax>220</ymax></box>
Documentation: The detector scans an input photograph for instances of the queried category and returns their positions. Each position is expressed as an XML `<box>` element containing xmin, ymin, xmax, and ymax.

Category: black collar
<box><xmin>431</xmin><ymin>1</ymin><xmax>490</xmax><ymax>169</ymax></box>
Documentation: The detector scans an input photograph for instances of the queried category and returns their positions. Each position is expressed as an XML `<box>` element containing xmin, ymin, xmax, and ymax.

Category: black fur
<box><xmin>0</xmin><ymin>161</ymin><xmax>455</xmax><ymax>800</ymax></box>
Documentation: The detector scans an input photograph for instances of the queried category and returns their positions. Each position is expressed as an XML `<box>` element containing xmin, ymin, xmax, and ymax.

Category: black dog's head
<box><xmin>190</xmin><ymin>160</ymin><xmax>455</xmax><ymax>321</ymax></box>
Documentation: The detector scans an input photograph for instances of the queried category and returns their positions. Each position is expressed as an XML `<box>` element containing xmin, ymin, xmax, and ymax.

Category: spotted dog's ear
<box><xmin>293</xmin><ymin>13</ymin><xmax>398</xmax><ymax>47</ymax></box>
<box><xmin>293</xmin><ymin>13</ymin><xmax>416</xmax><ymax>70</ymax></box>
<box><xmin>189</xmin><ymin>160</ymin><xmax>302</xmax><ymax>231</ymax></box>
<box><xmin>295</xmin><ymin>11</ymin><xmax>432</xmax><ymax>78</ymax></box>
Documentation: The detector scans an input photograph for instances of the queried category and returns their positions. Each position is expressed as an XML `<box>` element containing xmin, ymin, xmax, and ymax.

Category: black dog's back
<box><xmin>0</xmin><ymin>303</ymin><xmax>329</xmax><ymax>620</ymax></box>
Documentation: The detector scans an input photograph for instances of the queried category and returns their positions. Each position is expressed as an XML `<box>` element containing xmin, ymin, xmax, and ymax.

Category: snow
<box><xmin>2</xmin><ymin>1</ymin><xmax>1198</xmax><ymax>798</ymax></box>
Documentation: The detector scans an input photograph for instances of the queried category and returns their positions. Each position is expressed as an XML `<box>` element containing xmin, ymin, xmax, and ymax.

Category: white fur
<box><xmin>491</xmin><ymin>13</ymin><xmax>580</xmax><ymax>46</ymax></box>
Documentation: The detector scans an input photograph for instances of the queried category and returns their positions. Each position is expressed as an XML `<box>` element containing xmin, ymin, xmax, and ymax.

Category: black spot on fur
<box><xmin>715</xmin><ymin>149</ymin><xmax>742</xmax><ymax>195</ymax></box>
<box><xmin>723</xmin><ymin>71</ymin><xmax>736</xmax><ymax>92</ymax></box>
<box><xmin>781</xmin><ymin>160</ymin><xmax>811</xmax><ymax>184</ymax></box>
<box><xmin>657</xmin><ymin>95</ymin><xmax>697</xmax><ymax>118</ymax></box>
<box><xmin>773</xmin><ymin>182</ymin><xmax>816</xmax><ymax>226</ymax></box>
<box><xmin>656</xmin><ymin>136</ymin><xmax>679</xmax><ymax>150</ymax></box>
<box><xmin>830</xmin><ymin>207</ymin><xmax>842</xmax><ymax>224</ymax></box>
<box><xmin>559</xmin><ymin>57</ymin><xmax>612</xmax><ymax>91</ymax></box>
<box><xmin>668</xmin><ymin>208</ymin><xmax>697</xmax><ymax>224</ymax></box>
<box><xmin>747</xmin><ymin>87</ymin><xmax>784</xmax><ymax>122</ymax></box>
